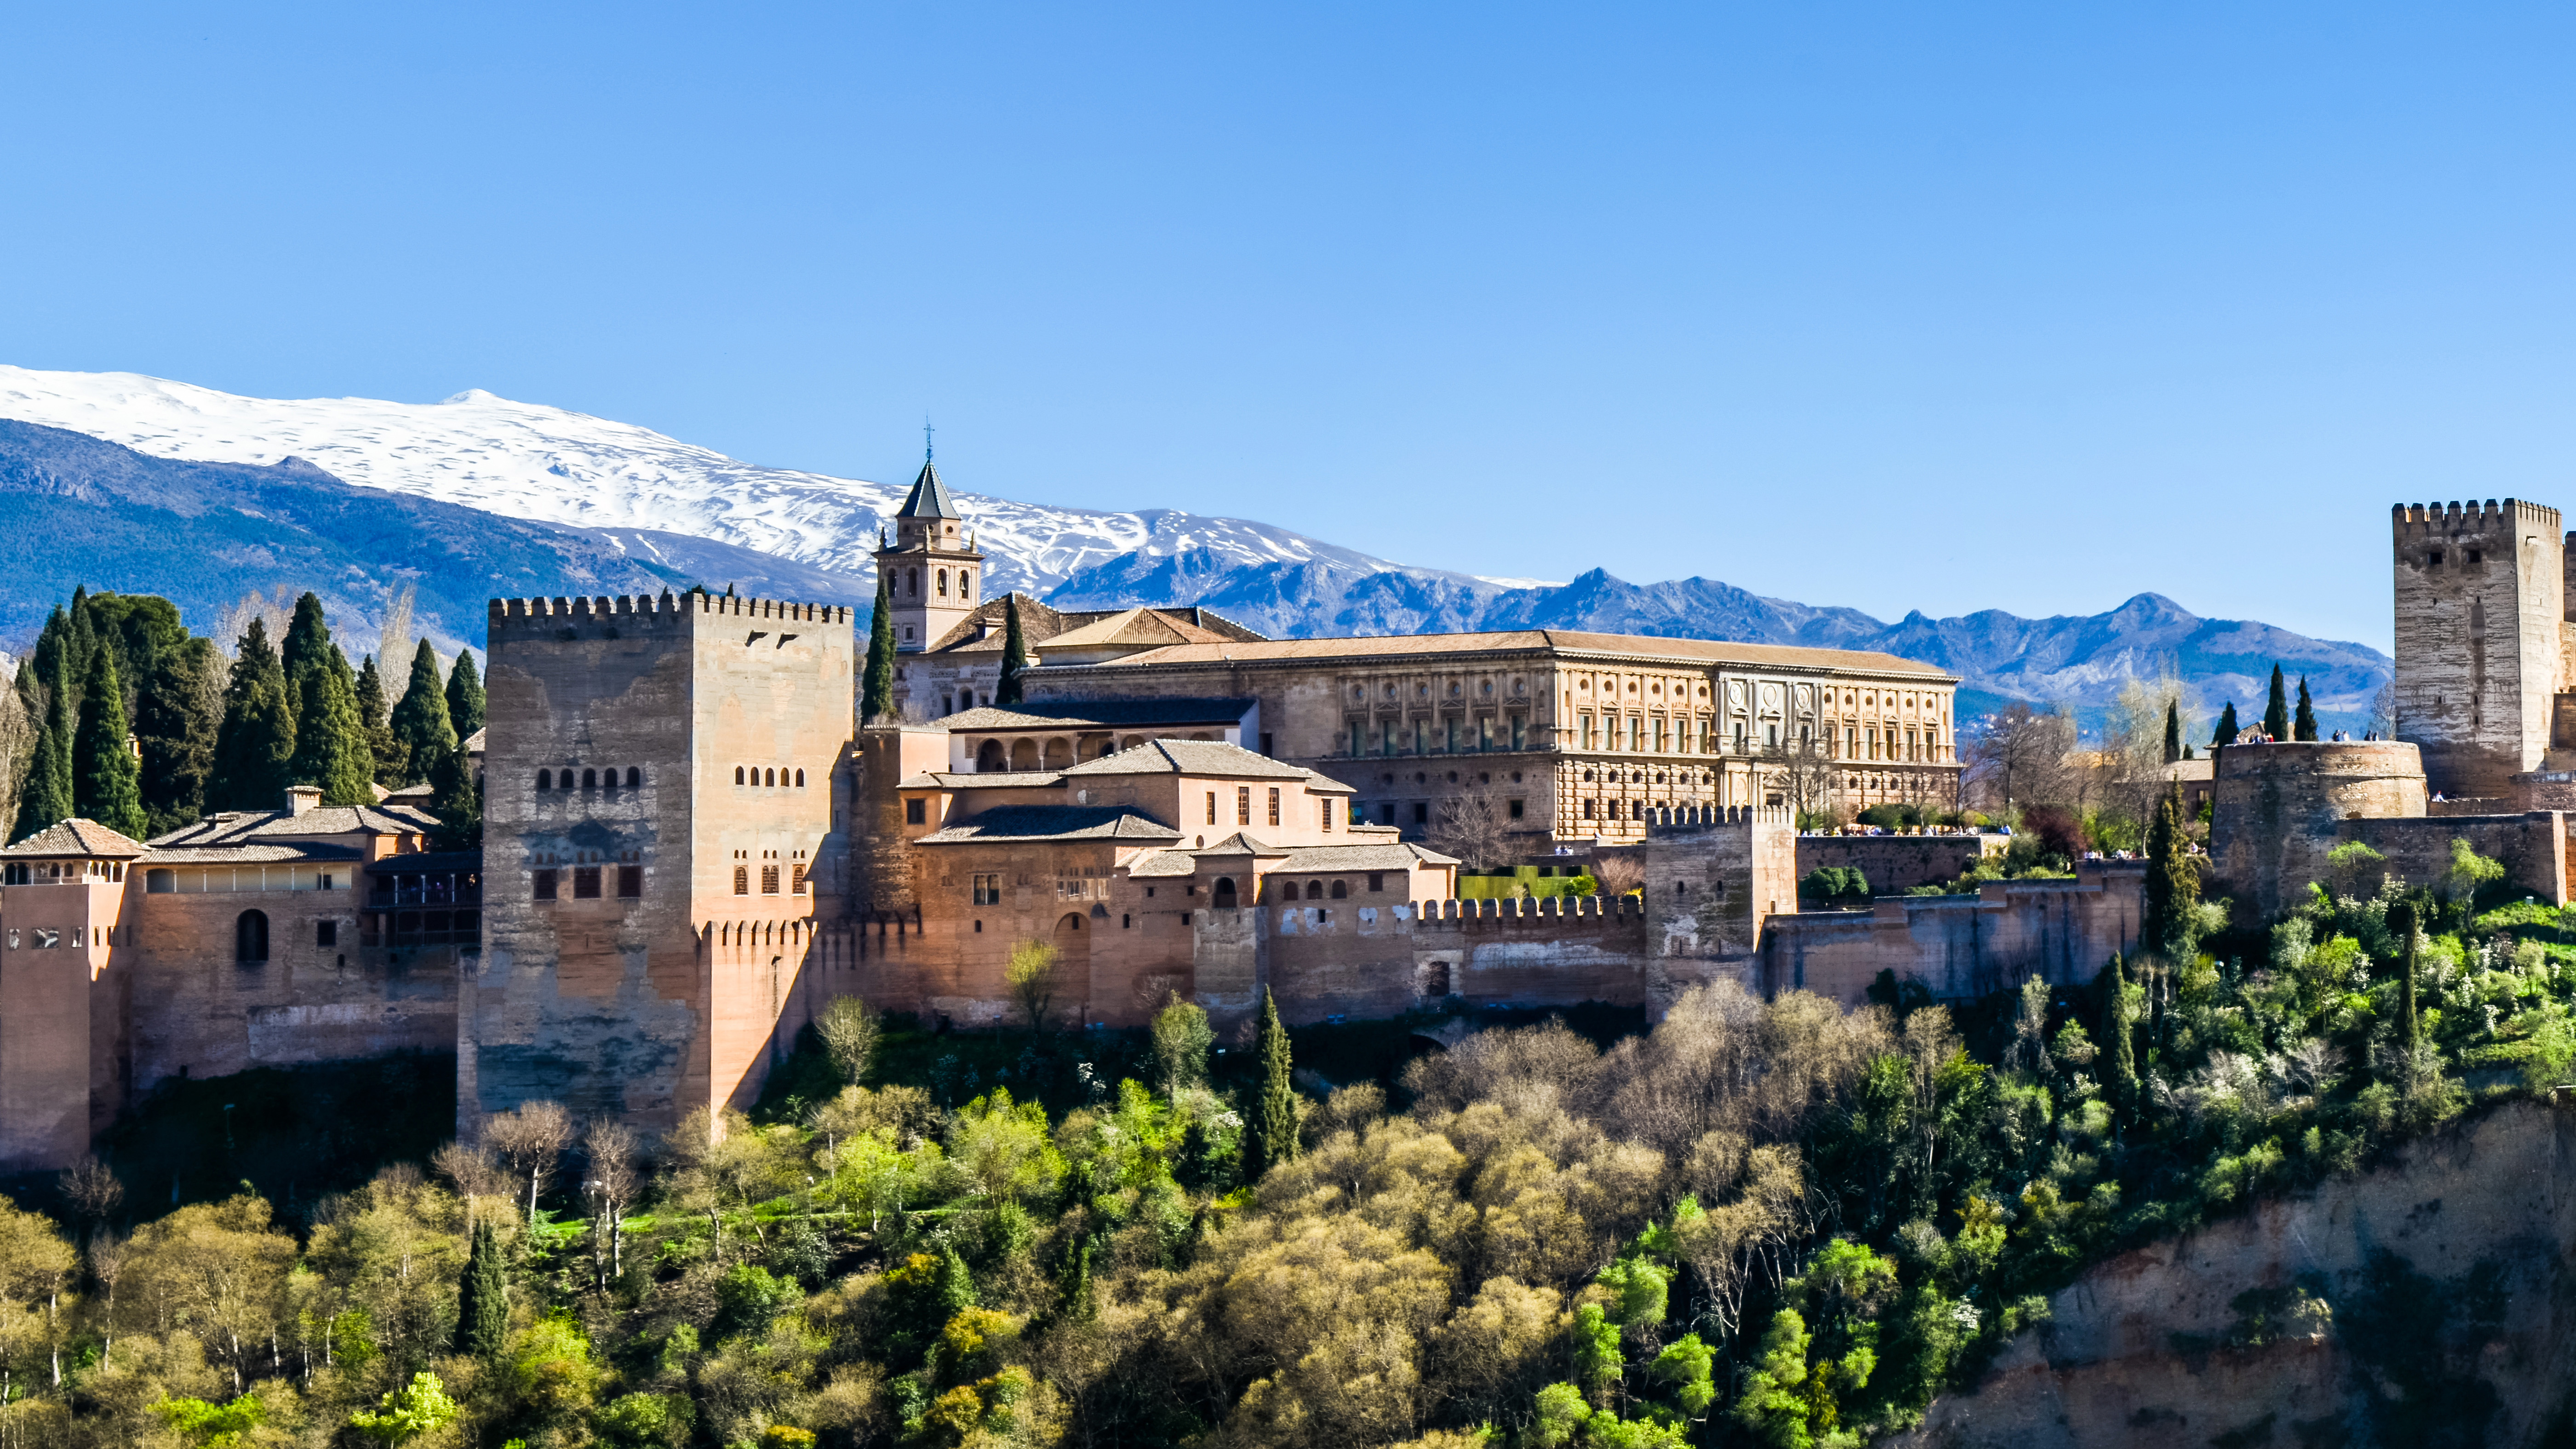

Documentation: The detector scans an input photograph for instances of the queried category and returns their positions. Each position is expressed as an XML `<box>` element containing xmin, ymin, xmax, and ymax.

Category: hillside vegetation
<box><xmin>0</xmin><ymin>821</ymin><xmax>2569</xmax><ymax>1447</ymax></box>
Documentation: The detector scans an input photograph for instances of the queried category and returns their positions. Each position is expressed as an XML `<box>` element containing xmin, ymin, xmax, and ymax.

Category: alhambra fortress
<box><xmin>2</xmin><ymin>478</ymin><xmax>2570</xmax><ymax>1167</ymax></box>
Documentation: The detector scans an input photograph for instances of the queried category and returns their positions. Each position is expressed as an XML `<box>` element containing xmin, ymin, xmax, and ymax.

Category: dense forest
<box><xmin>0</xmin><ymin>587</ymin><xmax>483</xmax><ymax>848</ymax></box>
<box><xmin>0</xmin><ymin>789</ymin><xmax>2565</xmax><ymax>1448</ymax></box>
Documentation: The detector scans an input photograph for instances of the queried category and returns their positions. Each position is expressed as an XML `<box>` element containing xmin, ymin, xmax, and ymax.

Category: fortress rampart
<box><xmin>2209</xmin><ymin>741</ymin><xmax>2430</xmax><ymax>918</ymax></box>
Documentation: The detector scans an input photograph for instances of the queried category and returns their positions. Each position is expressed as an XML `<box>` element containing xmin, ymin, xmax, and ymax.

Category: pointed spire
<box><xmin>895</xmin><ymin>458</ymin><xmax>963</xmax><ymax>521</ymax></box>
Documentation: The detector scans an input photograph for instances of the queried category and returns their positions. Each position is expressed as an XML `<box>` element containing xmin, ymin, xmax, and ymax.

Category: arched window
<box><xmin>235</xmin><ymin>910</ymin><xmax>269</xmax><ymax>963</ymax></box>
<box><xmin>1213</xmin><ymin>876</ymin><xmax>1238</xmax><ymax>909</ymax></box>
<box><xmin>627</xmin><ymin>767</ymin><xmax>641</xmax><ymax>787</ymax></box>
<box><xmin>733</xmin><ymin>865</ymin><xmax>749</xmax><ymax>895</ymax></box>
<box><xmin>537</xmin><ymin>769</ymin><xmax>552</xmax><ymax>790</ymax></box>
<box><xmin>907</xmin><ymin>568</ymin><xmax>920</xmax><ymax>596</ymax></box>
<box><xmin>582</xmin><ymin>768</ymin><xmax>597</xmax><ymax>789</ymax></box>
<box><xmin>795</xmin><ymin>768</ymin><xmax>806</xmax><ymax>787</ymax></box>
<box><xmin>936</xmin><ymin>568</ymin><xmax>948</xmax><ymax>596</ymax></box>
<box><xmin>602</xmin><ymin>768</ymin><xmax>618</xmax><ymax>793</ymax></box>
<box><xmin>765</xmin><ymin>768</ymin><xmax>776</xmax><ymax>787</ymax></box>
<box><xmin>1330</xmin><ymin>879</ymin><xmax>1348</xmax><ymax>899</ymax></box>
<box><xmin>960</xmin><ymin>573</ymin><xmax>973</xmax><ymax>599</ymax></box>
<box><xmin>976</xmin><ymin>739</ymin><xmax>1007</xmax><ymax>772</ymax></box>
<box><xmin>1303</xmin><ymin>881</ymin><xmax>1323</xmax><ymax>900</ymax></box>
<box><xmin>735</xmin><ymin>766</ymin><xmax>745</xmax><ymax>784</ymax></box>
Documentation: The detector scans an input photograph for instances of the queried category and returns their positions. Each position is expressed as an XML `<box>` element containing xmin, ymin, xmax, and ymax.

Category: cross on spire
<box><xmin>924</xmin><ymin>418</ymin><xmax>934</xmax><ymax>461</ymax></box>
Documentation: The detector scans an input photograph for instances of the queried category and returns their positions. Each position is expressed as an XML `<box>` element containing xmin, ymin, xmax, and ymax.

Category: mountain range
<box><xmin>0</xmin><ymin>366</ymin><xmax>2390</xmax><ymax>729</ymax></box>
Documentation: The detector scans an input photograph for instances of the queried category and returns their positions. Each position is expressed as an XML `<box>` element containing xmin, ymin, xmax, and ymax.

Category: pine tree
<box><xmin>11</xmin><ymin>687</ymin><xmax>73</xmax><ymax>843</ymax></box>
<box><xmin>445</xmin><ymin>650</ymin><xmax>485</xmax><ymax>740</ymax></box>
<box><xmin>427</xmin><ymin>740</ymin><xmax>482</xmax><ymax>851</ymax></box>
<box><xmin>210</xmin><ymin>619</ymin><xmax>298</xmax><ymax>813</ymax></box>
<box><xmin>861</xmin><ymin>570</ymin><xmax>897</xmax><ymax>724</ymax></box>
<box><xmin>389</xmin><ymin>640</ymin><xmax>457</xmax><ymax>787</ymax></box>
<box><xmin>2142</xmin><ymin>788</ymin><xmax>2196</xmax><ymax>963</ymax></box>
<box><xmin>355</xmin><ymin>653</ymin><xmax>408</xmax><ymax>786</ymax></box>
<box><xmin>453</xmin><ymin>1218</ymin><xmax>508</xmax><ymax>1361</ymax></box>
<box><xmin>279</xmin><ymin>592</ymin><xmax>332</xmax><ymax>727</ymax></box>
<box><xmin>289</xmin><ymin>648</ymin><xmax>378</xmax><ymax>807</ymax></box>
<box><xmin>72</xmin><ymin>648</ymin><xmax>145</xmax><ymax>837</ymax></box>
<box><xmin>1248</xmin><ymin>989</ymin><xmax>1299</xmax><ymax>1181</ymax></box>
<box><xmin>2262</xmin><ymin>665</ymin><xmax>2290</xmax><ymax>741</ymax></box>
<box><xmin>2211</xmin><ymin>701</ymin><xmax>2239</xmax><ymax>749</ymax></box>
<box><xmin>2388</xmin><ymin>899</ymin><xmax>2421</xmax><ymax>1052</ymax></box>
<box><xmin>997</xmin><ymin>596</ymin><xmax>1029</xmax><ymax>706</ymax></box>
<box><xmin>2102</xmin><ymin>953</ymin><xmax>2137</xmax><ymax>1123</ymax></box>
<box><xmin>2293</xmin><ymin>676</ymin><xmax>2319</xmax><ymax>741</ymax></box>
<box><xmin>2162</xmin><ymin>699</ymin><xmax>2181</xmax><ymax>764</ymax></box>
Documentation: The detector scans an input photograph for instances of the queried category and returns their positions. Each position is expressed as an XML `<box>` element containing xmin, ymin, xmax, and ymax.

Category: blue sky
<box><xmin>5</xmin><ymin>3</ymin><xmax>2572</xmax><ymax>653</ymax></box>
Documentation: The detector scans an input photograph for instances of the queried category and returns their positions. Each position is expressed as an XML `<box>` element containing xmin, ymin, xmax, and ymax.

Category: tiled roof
<box><xmin>2</xmin><ymin>819</ymin><xmax>148</xmax><ymax>857</ymax></box>
<box><xmin>935</xmin><ymin>698</ymin><xmax>1257</xmax><ymax>730</ymax></box>
<box><xmin>1272</xmin><ymin>842</ymin><xmax>1460</xmax><ymax>871</ymax></box>
<box><xmin>922</xmin><ymin>597</ymin><xmax>1268</xmax><ymax>656</ymax></box>
<box><xmin>898</xmin><ymin>771</ymin><xmax>1066</xmax><ymax>790</ymax></box>
<box><xmin>916</xmin><ymin>806</ymin><xmax>1184</xmax><ymax>844</ymax></box>
<box><xmin>138</xmin><ymin>843</ymin><xmax>363</xmax><ymax>865</ymax></box>
<box><xmin>1042</xmin><ymin>629</ymin><xmax>1954</xmax><ymax>678</ymax></box>
<box><xmin>895</xmin><ymin>459</ymin><xmax>963</xmax><ymax>520</ymax></box>
<box><xmin>1059</xmin><ymin>738</ymin><xmax>1317</xmax><ymax>781</ymax></box>
<box><xmin>149</xmin><ymin>803</ymin><xmax>439</xmax><ymax>849</ymax></box>
<box><xmin>1040</xmin><ymin>607</ymin><xmax>1237</xmax><ymax>652</ymax></box>
<box><xmin>1125</xmin><ymin>850</ymin><xmax>1202</xmax><ymax>877</ymax></box>
<box><xmin>463</xmin><ymin>728</ymin><xmax>487</xmax><ymax>754</ymax></box>
<box><xmin>1192</xmin><ymin>831</ymin><xmax>1286</xmax><ymax>856</ymax></box>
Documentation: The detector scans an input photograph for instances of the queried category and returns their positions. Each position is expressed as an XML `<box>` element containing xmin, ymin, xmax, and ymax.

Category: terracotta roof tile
<box><xmin>1</xmin><ymin>818</ymin><xmax>149</xmax><ymax>857</ymax></box>
<box><xmin>916</xmin><ymin>806</ymin><xmax>1184</xmax><ymax>844</ymax></box>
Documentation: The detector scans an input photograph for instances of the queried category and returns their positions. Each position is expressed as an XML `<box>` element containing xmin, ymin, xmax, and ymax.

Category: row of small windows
<box><xmin>905</xmin><ymin>567</ymin><xmax>973</xmax><ymax>600</ymax></box>
<box><xmin>534</xmin><ymin>865</ymin><xmax>644</xmax><ymax>900</ymax></box>
<box><xmin>737</xmin><ymin>767</ymin><xmax>807</xmax><ymax>787</ymax></box>
<box><xmin>537</xmin><ymin>767</ymin><xmax>642</xmax><ymax>791</ymax></box>
<box><xmin>733</xmin><ymin>863</ymin><xmax>808</xmax><ymax>895</ymax></box>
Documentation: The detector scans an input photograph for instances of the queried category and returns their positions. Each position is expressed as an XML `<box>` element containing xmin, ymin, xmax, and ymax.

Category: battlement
<box><xmin>2391</xmin><ymin>498</ymin><xmax>2560</xmax><ymax>536</ymax></box>
<box><xmin>487</xmin><ymin>592</ymin><xmax>852</xmax><ymax>631</ymax></box>
<box><xmin>1645</xmin><ymin>804</ymin><xmax>1793</xmax><ymax>833</ymax></box>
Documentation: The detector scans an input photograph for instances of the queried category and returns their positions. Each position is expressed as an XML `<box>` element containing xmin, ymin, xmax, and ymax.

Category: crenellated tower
<box><xmin>875</xmin><ymin>456</ymin><xmax>983</xmax><ymax>653</ymax></box>
<box><xmin>2390</xmin><ymin>498</ymin><xmax>2568</xmax><ymax>797</ymax></box>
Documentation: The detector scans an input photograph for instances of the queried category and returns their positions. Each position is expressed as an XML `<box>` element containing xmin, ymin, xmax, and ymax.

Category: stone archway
<box><xmin>1009</xmin><ymin>739</ymin><xmax>1040</xmax><ymax>770</ymax></box>
<box><xmin>1043</xmin><ymin>737</ymin><xmax>1074</xmax><ymax>769</ymax></box>
<box><xmin>976</xmin><ymin>739</ymin><xmax>1007</xmax><ymax>772</ymax></box>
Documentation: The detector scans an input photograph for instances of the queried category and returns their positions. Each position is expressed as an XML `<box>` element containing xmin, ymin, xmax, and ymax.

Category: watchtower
<box><xmin>468</xmin><ymin>590</ymin><xmax>857</xmax><ymax>1139</ymax></box>
<box><xmin>875</xmin><ymin>458</ymin><xmax>983</xmax><ymax>653</ymax></box>
<box><xmin>2391</xmin><ymin>499</ymin><xmax>2568</xmax><ymax>797</ymax></box>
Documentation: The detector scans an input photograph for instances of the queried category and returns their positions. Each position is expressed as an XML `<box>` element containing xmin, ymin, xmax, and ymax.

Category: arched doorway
<box><xmin>1213</xmin><ymin>877</ymin><xmax>1238</xmax><ymax>909</ymax></box>
<box><xmin>1009</xmin><ymin>739</ymin><xmax>1040</xmax><ymax>770</ymax></box>
<box><xmin>235</xmin><ymin>909</ymin><xmax>269</xmax><ymax>964</ymax></box>
<box><xmin>1042</xmin><ymin>737</ymin><xmax>1074</xmax><ymax>769</ymax></box>
<box><xmin>1052</xmin><ymin>911</ymin><xmax>1090</xmax><ymax>1016</ymax></box>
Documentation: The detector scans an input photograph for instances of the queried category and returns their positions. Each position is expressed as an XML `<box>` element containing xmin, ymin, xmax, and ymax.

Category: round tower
<box><xmin>2209</xmin><ymin>740</ymin><xmax>2427</xmax><ymax>919</ymax></box>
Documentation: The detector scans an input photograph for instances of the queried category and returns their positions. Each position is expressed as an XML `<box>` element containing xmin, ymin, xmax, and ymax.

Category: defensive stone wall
<box><xmin>2209</xmin><ymin>741</ymin><xmax>2429</xmax><ymax>918</ymax></box>
<box><xmin>2391</xmin><ymin>499</ymin><xmax>2563</xmax><ymax>798</ymax></box>
<box><xmin>2334</xmin><ymin>812</ymin><xmax>2570</xmax><ymax>906</ymax></box>
<box><xmin>1763</xmin><ymin>862</ymin><xmax>2146</xmax><ymax>1004</ymax></box>
<box><xmin>1795</xmin><ymin>832</ymin><xmax>2004</xmax><ymax>894</ymax></box>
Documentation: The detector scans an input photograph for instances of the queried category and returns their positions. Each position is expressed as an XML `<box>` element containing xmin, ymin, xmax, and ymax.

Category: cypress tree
<box><xmin>2162</xmin><ymin>699</ymin><xmax>2181</xmax><ymax>764</ymax></box>
<box><xmin>390</xmin><ymin>640</ymin><xmax>457</xmax><ymax>786</ymax></box>
<box><xmin>279</xmin><ymin>592</ymin><xmax>332</xmax><ymax>727</ymax></box>
<box><xmin>1056</xmin><ymin>1237</ymin><xmax>1096</xmax><ymax>1324</ymax></box>
<box><xmin>72</xmin><ymin>648</ymin><xmax>146</xmax><ymax>837</ymax></box>
<box><xmin>137</xmin><ymin>636</ymin><xmax>219</xmax><ymax>836</ymax></box>
<box><xmin>996</xmin><ymin>596</ymin><xmax>1029</xmax><ymax>706</ymax></box>
<box><xmin>289</xmin><ymin>648</ymin><xmax>378</xmax><ymax>808</ymax></box>
<box><xmin>2211</xmin><ymin>701</ymin><xmax>2239</xmax><ymax>749</ymax></box>
<box><xmin>2142</xmin><ymin>788</ymin><xmax>2196</xmax><ymax>963</ymax></box>
<box><xmin>861</xmin><ymin>570</ymin><xmax>897</xmax><ymax>724</ymax></box>
<box><xmin>2388</xmin><ymin>899</ymin><xmax>2421</xmax><ymax>1053</ymax></box>
<box><xmin>355</xmin><ymin>653</ymin><xmax>406</xmax><ymax>786</ymax></box>
<box><xmin>2262</xmin><ymin>665</ymin><xmax>2290</xmax><ymax>741</ymax></box>
<box><xmin>2293</xmin><ymin>676</ymin><xmax>2319</xmax><ymax>742</ymax></box>
<box><xmin>210</xmin><ymin>619</ymin><xmax>297</xmax><ymax>813</ymax></box>
<box><xmin>20</xmin><ymin>605</ymin><xmax>70</xmax><ymax>727</ymax></box>
<box><xmin>427</xmin><ymin>740</ymin><xmax>482</xmax><ymax>851</ymax></box>
<box><xmin>12</xmin><ymin>687</ymin><xmax>74</xmax><ymax>843</ymax></box>
<box><xmin>1248</xmin><ymin>990</ymin><xmax>1299</xmax><ymax>1181</ymax></box>
<box><xmin>453</xmin><ymin>1217</ymin><xmax>508</xmax><ymax>1361</ymax></box>
<box><xmin>445</xmin><ymin>650</ymin><xmax>486</xmax><ymax>740</ymax></box>
<box><xmin>2102</xmin><ymin>953</ymin><xmax>2137</xmax><ymax>1123</ymax></box>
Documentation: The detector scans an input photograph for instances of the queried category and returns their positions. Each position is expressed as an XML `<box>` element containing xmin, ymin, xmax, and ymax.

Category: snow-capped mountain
<box><xmin>0</xmin><ymin>367</ymin><xmax>1400</xmax><ymax>596</ymax></box>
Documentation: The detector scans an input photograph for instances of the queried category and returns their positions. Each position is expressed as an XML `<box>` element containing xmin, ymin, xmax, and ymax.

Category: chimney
<box><xmin>285</xmin><ymin>785</ymin><xmax>322</xmax><ymax>817</ymax></box>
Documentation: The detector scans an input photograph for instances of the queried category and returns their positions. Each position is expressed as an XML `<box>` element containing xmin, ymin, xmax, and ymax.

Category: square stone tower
<box><xmin>465</xmin><ymin>591</ymin><xmax>857</xmax><ymax>1140</ymax></box>
<box><xmin>2392</xmin><ymin>499</ymin><xmax>2567</xmax><ymax>797</ymax></box>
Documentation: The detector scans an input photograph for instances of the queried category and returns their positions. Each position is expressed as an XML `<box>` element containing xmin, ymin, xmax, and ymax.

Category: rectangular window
<box><xmin>534</xmin><ymin>869</ymin><xmax>559</xmax><ymax>901</ymax></box>
<box><xmin>1321</xmin><ymin>800</ymin><xmax>1334</xmax><ymax>832</ymax></box>
<box><xmin>1237</xmin><ymin>786</ymin><xmax>1252</xmax><ymax>825</ymax></box>
<box><xmin>1381</xmin><ymin>719</ymin><xmax>1397</xmax><ymax>756</ymax></box>
<box><xmin>316</xmin><ymin>919</ymin><xmax>338</xmax><ymax>947</ymax></box>
<box><xmin>790</xmin><ymin>864</ymin><xmax>807</xmax><ymax>895</ymax></box>
<box><xmin>574</xmin><ymin>866</ymin><xmax>602</xmax><ymax>899</ymax></box>
<box><xmin>1581</xmin><ymin>714</ymin><xmax>1595</xmax><ymax>750</ymax></box>
<box><xmin>1379</xmin><ymin>802</ymin><xmax>1397</xmax><ymax>825</ymax></box>
<box><xmin>761</xmin><ymin>865</ymin><xmax>781</xmax><ymax>894</ymax></box>
<box><xmin>1368</xmin><ymin>872</ymin><xmax>1385</xmax><ymax>893</ymax></box>
<box><xmin>1508</xmin><ymin>798</ymin><xmax>1525</xmax><ymax>819</ymax></box>
<box><xmin>1445</xmin><ymin>716</ymin><xmax>1459</xmax><ymax>752</ymax></box>
<box><xmin>1511</xmin><ymin>714</ymin><xmax>1526</xmax><ymax>750</ymax></box>
<box><xmin>618</xmin><ymin>865</ymin><xmax>644</xmax><ymax>898</ymax></box>
<box><xmin>972</xmin><ymin>873</ymin><xmax>1001</xmax><ymax>905</ymax></box>
<box><xmin>1412</xmin><ymin>801</ymin><xmax>1429</xmax><ymax>825</ymax></box>
<box><xmin>905</xmin><ymin>798</ymin><xmax>926</xmax><ymax>825</ymax></box>
<box><xmin>1349</xmin><ymin>721</ymin><xmax>1362</xmax><ymax>756</ymax></box>
<box><xmin>1414</xmin><ymin>718</ymin><xmax>1427</xmax><ymax>754</ymax></box>
<box><xmin>1261</xmin><ymin>731</ymin><xmax>1274</xmax><ymax>756</ymax></box>
<box><xmin>1207</xmin><ymin>790</ymin><xmax>1219</xmax><ymax>824</ymax></box>
<box><xmin>1267</xmin><ymin>787</ymin><xmax>1281</xmax><ymax>826</ymax></box>
<box><xmin>1654</xmin><ymin>717</ymin><xmax>1667</xmax><ymax>753</ymax></box>
<box><xmin>1583</xmin><ymin>799</ymin><xmax>1596</xmax><ymax>819</ymax></box>
<box><xmin>1867</xmin><ymin>728</ymin><xmax>1879</xmax><ymax>760</ymax></box>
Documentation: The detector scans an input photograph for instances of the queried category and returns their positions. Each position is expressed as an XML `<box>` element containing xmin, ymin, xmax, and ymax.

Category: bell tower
<box><xmin>874</xmin><ymin>451</ymin><xmax>982</xmax><ymax>653</ymax></box>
